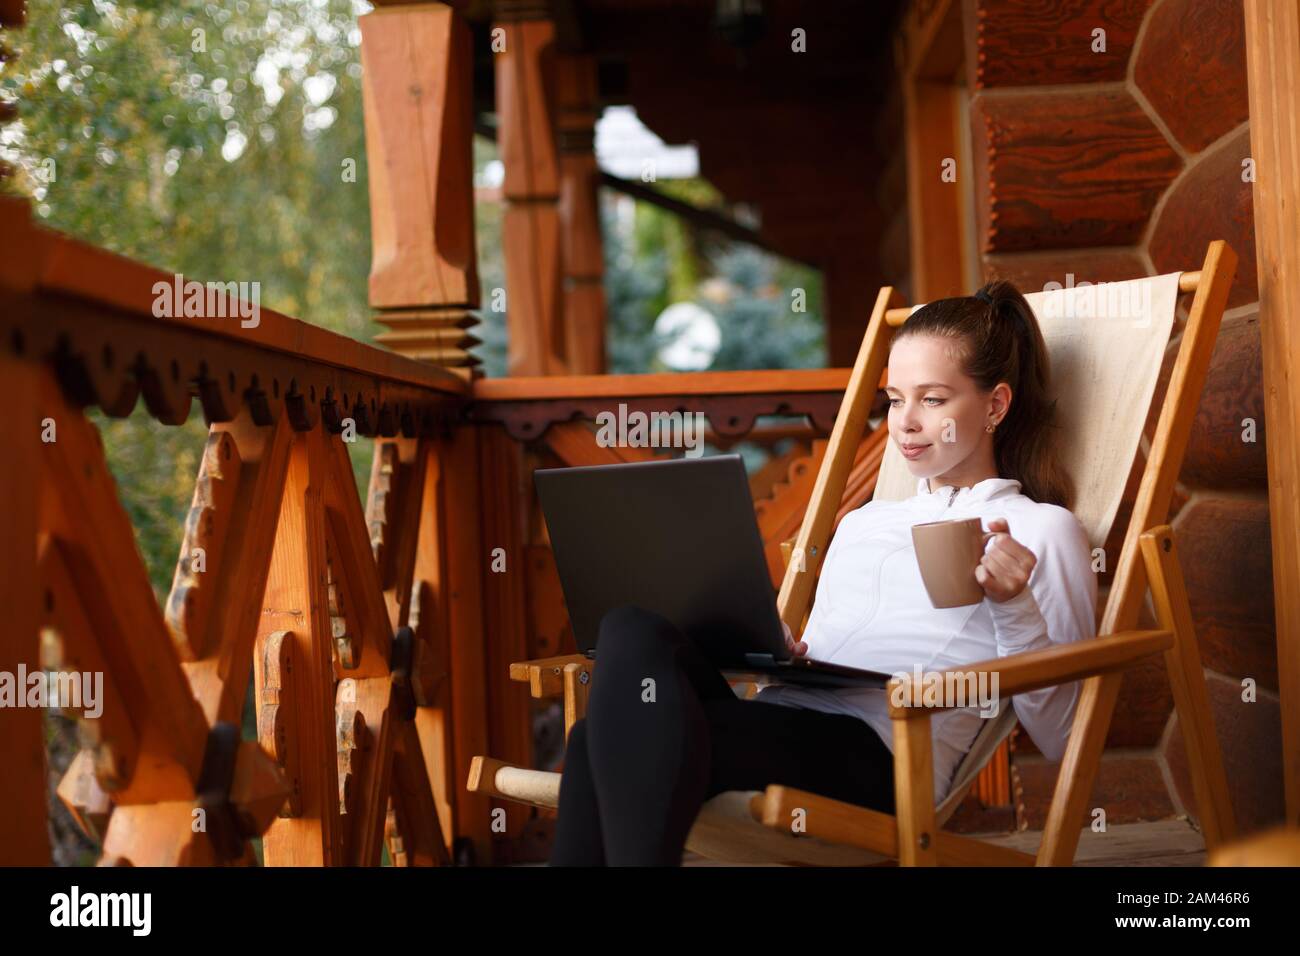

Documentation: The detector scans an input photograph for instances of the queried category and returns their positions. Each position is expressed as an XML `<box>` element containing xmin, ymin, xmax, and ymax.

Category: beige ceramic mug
<box><xmin>911</xmin><ymin>517</ymin><xmax>997</xmax><ymax>608</ymax></box>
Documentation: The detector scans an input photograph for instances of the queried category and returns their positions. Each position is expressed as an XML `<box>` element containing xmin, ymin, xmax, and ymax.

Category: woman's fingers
<box><xmin>979</xmin><ymin>538</ymin><xmax>1035</xmax><ymax>600</ymax></box>
<box><xmin>781</xmin><ymin>620</ymin><xmax>809</xmax><ymax>656</ymax></box>
<box><xmin>984</xmin><ymin>546</ymin><xmax>1024</xmax><ymax>580</ymax></box>
<box><xmin>984</xmin><ymin>522</ymin><xmax>1037</xmax><ymax>578</ymax></box>
<box><xmin>976</xmin><ymin>561</ymin><xmax>1013</xmax><ymax>600</ymax></box>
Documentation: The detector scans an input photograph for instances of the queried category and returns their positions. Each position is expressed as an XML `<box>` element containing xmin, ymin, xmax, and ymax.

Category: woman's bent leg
<box><xmin>702</xmin><ymin>697</ymin><xmax>897</xmax><ymax>815</ymax></box>
<box><xmin>583</xmin><ymin>605</ymin><xmax>730</xmax><ymax>866</ymax></box>
<box><xmin>548</xmin><ymin>719</ymin><xmax>606</xmax><ymax>866</ymax></box>
<box><xmin>548</xmin><ymin>603</ymin><xmax>895</xmax><ymax>865</ymax></box>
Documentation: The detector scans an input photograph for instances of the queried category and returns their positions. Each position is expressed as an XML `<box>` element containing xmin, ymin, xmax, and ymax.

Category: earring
<box><xmin>986</xmin><ymin>421</ymin><xmax>997</xmax><ymax>433</ymax></box>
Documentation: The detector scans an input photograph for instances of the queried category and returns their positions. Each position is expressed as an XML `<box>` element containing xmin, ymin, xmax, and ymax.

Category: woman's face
<box><xmin>885</xmin><ymin>334</ymin><xmax>1010</xmax><ymax>487</ymax></box>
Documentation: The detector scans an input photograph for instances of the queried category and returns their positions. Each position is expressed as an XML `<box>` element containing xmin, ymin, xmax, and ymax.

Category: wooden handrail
<box><xmin>470</xmin><ymin>368</ymin><xmax>853</xmax><ymax>401</ymax></box>
<box><xmin>1</xmin><ymin>201</ymin><xmax>469</xmax><ymax>435</ymax></box>
<box><xmin>7</xmin><ymin>211</ymin><xmax>468</xmax><ymax>396</ymax></box>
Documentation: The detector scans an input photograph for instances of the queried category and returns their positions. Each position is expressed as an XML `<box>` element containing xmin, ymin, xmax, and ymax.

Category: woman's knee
<box><xmin>595</xmin><ymin>604</ymin><xmax>682</xmax><ymax>663</ymax></box>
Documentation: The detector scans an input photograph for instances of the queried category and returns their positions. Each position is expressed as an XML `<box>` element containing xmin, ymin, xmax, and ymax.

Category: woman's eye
<box><xmin>888</xmin><ymin>397</ymin><xmax>944</xmax><ymax>407</ymax></box>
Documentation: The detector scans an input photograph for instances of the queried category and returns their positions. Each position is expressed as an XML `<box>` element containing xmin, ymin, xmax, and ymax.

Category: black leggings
<box><xmin>549</xmin><ymin>605</ymin><xmax>896</xmax><ymax>866</ymax></box>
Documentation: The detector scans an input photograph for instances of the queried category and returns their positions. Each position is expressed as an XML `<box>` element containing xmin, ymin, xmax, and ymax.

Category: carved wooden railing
<box><xmin>1</xmin><ymin>197</ymin><xmax>481</xmax><ymax>866</ymax></box>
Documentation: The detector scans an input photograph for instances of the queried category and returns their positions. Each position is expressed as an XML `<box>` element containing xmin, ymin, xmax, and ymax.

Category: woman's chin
<box><xmin>901</xmin><ymin>458</ymin><xmax>938</xmax><ymax>478</ymax></box>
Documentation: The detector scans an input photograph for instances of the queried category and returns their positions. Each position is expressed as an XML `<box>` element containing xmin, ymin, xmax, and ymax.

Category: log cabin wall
<box><xmin>946</xmin><ymin>0</ymin><xmax>1278</xmax><ymax>832</ymax></box>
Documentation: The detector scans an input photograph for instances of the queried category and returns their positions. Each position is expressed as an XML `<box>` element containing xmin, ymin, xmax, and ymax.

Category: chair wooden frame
<box><xmin>469</xmin><ymin>240</ymin><xmax>1240</xmax><ymax>866</ymax></box>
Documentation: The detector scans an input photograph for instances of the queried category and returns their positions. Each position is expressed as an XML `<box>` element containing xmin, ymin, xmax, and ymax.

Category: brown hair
<box><xmin>890</xmin><ymin>279</ymin><xmax>1074</xmax><ymax>508</ymax></box>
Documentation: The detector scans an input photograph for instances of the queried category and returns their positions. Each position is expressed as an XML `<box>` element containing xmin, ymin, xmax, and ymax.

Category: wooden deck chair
<box><xmin>469</xmin><ymin>240</ymin><xmax>1240</xmax><ymax>866</ymax></box>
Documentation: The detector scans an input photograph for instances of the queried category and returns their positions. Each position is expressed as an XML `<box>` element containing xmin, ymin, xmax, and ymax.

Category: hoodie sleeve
<box><xmin>985</xmin><ymin>506</ymin><xmax>1098</xmax><ymax>761</ymax></box>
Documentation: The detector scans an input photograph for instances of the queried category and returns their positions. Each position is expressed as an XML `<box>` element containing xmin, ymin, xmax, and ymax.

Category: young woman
<box><xmin>548</xmin><ymin>280</ymin><xmax>1098</xmax><ymax>866</ymax></box>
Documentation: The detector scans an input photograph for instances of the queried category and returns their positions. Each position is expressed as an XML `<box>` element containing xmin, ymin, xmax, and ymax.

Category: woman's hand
<box><xmin>975</xmin><ymin>517</ymin><xmax>1037</xmax><ymax>602</ymax></box>
<box><xmin>782</xmin><ymin>620</ymin><xmax>809</xmax><ymax>657</ymax></box>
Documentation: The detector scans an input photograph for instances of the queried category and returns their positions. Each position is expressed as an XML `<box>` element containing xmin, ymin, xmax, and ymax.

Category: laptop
<box><xmin>534</xmin><ymin>454</ymin><xmax>890</xmax><ymax>689</ymax></box>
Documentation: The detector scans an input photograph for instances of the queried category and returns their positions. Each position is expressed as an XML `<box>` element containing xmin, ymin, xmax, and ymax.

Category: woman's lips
<box><xmin>900</xmin><ymin>443</ymin><xmax>930</xmax><ymax>460</ymax></box>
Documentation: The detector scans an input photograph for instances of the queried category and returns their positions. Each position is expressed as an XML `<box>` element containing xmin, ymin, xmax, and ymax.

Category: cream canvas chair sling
<box><xmin>468</xmin><ymin>240</ymin><xmax>1240</xmax><ymax>866</ymax></box>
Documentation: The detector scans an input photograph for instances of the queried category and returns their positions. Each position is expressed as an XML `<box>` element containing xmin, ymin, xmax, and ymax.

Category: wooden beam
<box><xmin>182</xmin><ymin>414</ymin><xmax>293</xmax><ymax>727</ymax></box>
<box><xmin>408</xmin><ymin>441</ymin><xmax>458</xmax><ymax>859</ymax></box>
<box><xmin>899</xmin><ymin>0</ymin><xmax>971</xmax><ymax>300</ymax></box>
<box><xmin>471</xmin><ymin>368</ymin><xmax>852</xmax><ymax>401</ymax></box>
<box><xmin>496</xmin><ymin>12</ymin><xmax>567</xmax><ymax>375</ymax></box>
<box><xmin>597</xmin><ymin>172</ymin><xmax>818</xmax><ymax>268</ymax></box>
<box><xmin>1243</xmin><ymin>0</ymin><xmax>1300</xmax><ymax>827</ymax></box>
<box><xmin>557</xmin><ymin>54</ymin><xmax>608</xmax><ymax>375</ymax></box>
<box><xmin>39</xmin><ymin>535</ymin><xmax>137</xmax><ymax>795</ymax></box>
<box><xmin>358</xmin><ymin>438</ymin><xmax>428</xmax><ymax>634</ymax></box>
<box><xmin>479</xmin><ymin>110</ymin><xmax>818</xmax><ymax>267</ymax></box>
<box><xmin>322</xmin><ymin>436</ymin><xmax>395</xmax><ymax>675</ymax></box>
<box><xmin>257</xmin><ymin>430</ymin><xmax>344</xmax><ymax>865</ymax></box>
<box><xmin>433</xmin><ymin>426</ymin><xmax>494</xmax><ymax>862</ymax></box>
<box><xmin>0</xmin><ymin>357</ymin><xmax>47</xmax><ymax>864</ymax></box>
<box><xmin>478</xmin><ymin>426</ymin><xmax>534</xmax><ymax>840</ymax></box>
<box><xmin>23</xmin><ymin>224</ymin><xmax>467</xmax><ymax>397</ymax></box>
<box><xmin>39</xmin><ymin>371</ymin><xmax>210</xmax><ymax>803</ymax></box>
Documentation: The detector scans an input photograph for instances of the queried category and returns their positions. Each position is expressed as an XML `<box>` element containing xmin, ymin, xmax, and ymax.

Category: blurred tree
<box><xmin>2</xmin><ymin>1</ymin><xmax>827</xmax><ymax>592</ymax></box>
<box><xmin>3</xmin><ymin>0</ymin><xmax>380</xmax><ymax>595</ymax></box>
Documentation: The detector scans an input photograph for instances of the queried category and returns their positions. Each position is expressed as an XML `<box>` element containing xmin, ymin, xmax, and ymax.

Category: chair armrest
<box><xmin>508</xmin><ymin>654</ymin><xmax>592</xmax><ymax>698</ymax></box>
<box><xmin>886</xmin><ymin>628</ymin><xmax>1173</xmax><ymax>719</ymax></box>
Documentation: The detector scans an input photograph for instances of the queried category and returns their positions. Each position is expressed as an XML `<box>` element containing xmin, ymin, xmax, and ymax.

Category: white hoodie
<box><xmin>756</xmin><ymin>475</ymin><xmax>1097</xmax><ymax>806</ymax></box>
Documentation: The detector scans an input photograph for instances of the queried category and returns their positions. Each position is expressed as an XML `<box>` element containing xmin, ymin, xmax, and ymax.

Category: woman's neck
<box><xmin>927</xmin><ymin>456</ymin><xmax>999</xmax><ymax>492</ymax></box>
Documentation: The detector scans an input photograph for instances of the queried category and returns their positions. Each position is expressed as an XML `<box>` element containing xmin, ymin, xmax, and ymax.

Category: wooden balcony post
<box><xmin>0</xmin><ymin>356</ymin><xmax>47</xmax><ymax>865</ymax></box>
<box><xmin>478</xmin><ymin>426</ymin><xmax>535</xmax><ymax>849</ymax></box>
<box><xmin>495</xmin><ymin>1</ymin><xmax>569</xmax><ymax>376</ymax></box>
<box><xmin>434</xmin><ymin>426</ymin><xmax>495</xmax><ymax>863</ymax></box>
<box><xmin>557</xmin><ymin>53</ymin><xmax>608</xmax><ymax>375</ymax></box>
<box><xmin>360</xmin><ymin>2</ymin><xmax>482</xmax><ymax>379</ymax></box>
<box><xmin>1243</xmin><ymin>0</ymin><xmax>1300</xmax><ymax>826</ymax></box>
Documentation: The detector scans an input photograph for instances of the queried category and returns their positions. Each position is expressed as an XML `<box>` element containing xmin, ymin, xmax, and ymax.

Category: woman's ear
<box><xmin>992</xmin><ymin>382</ymin><xmax>1013</xmax><ymax>421</ymax></box>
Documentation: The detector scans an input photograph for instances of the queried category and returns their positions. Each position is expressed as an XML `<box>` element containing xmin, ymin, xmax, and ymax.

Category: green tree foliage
<box><xmin>3</xmin><ymin>0</ymin><xmax>379</xmax><ymax>597</ymax></box>
<box><xmin>3</xmin><ymin>1</ymin><xmax>826</xmax><ymax>596</ymax></box>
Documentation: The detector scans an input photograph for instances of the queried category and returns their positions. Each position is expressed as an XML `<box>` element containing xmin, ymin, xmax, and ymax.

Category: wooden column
<box><xmin>477</xmin><ymin>427</ymin><xmax>535</xmax><ymax>852</ymax></box>
<box><xmin>0</xmin><ymin>356</ymin><xmax>47</xmax><ymax>864</ymax></box>
<box><xmin>437</xmin><ymin>425</ymin><xmax>494</xmax><ymax>862</ymax></box>
<box><xmin>495</xmin><ymin>2</ymin><xmax>568</xmax><ymax>376</ymax></box>
<box><xmin>360</xmin><ymin>1</ymin><xmax>482</xmax><ymax>380</ymax></box>
<box><xmin>899</xmin><ymin>0</ymin><xmax>972</xmax><ymax>301</ymax></box>
<box><xmin>557</xmin><ymin>54</ymin><xmax>608</xmax><ymax>375</ymax></box>
<box><xmin>1</xmin><ymin>31</ymin><xmax>44</xmax><ymax>857</ymax></box>
<box><xmin>1243</xmin><ymin>0</ymin><xmax>1300</xmax><ymax>826</ymax></box>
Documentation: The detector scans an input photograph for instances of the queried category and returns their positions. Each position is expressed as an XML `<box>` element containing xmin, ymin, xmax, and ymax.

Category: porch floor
<box><xmin>677</xmin><ymin>818</ymin><xmax>1208</xmax><ymax>866</ymax></box>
